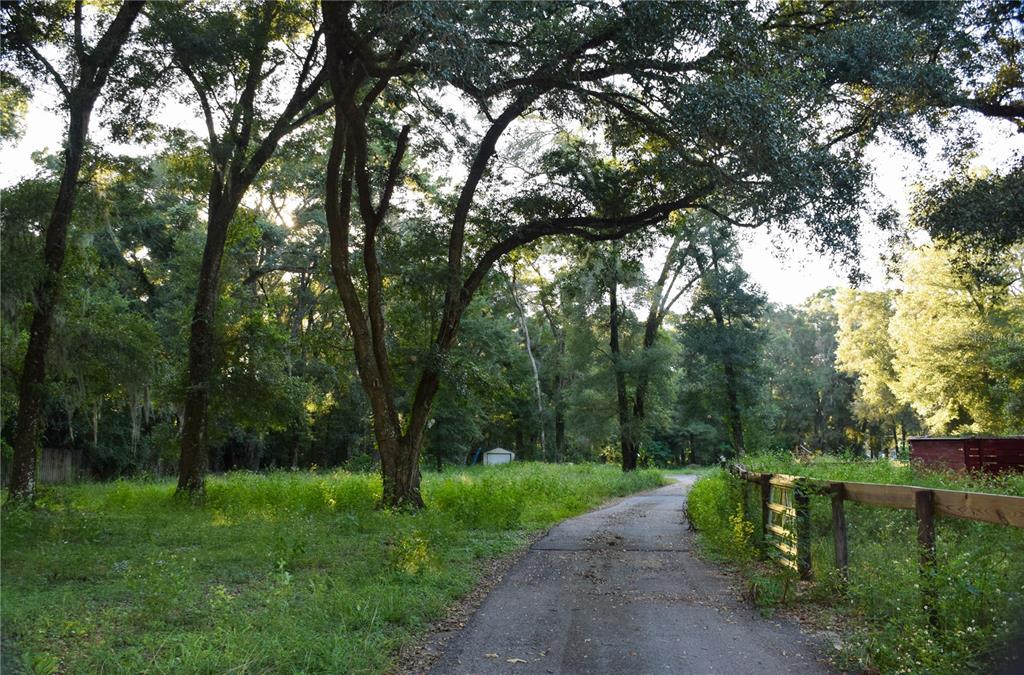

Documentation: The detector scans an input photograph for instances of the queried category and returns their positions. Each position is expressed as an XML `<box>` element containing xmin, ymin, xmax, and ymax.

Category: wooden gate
<box><xmin>735</xmin><ymin>463</ymin><xmax>1024</xmax><ymax>594</ymax></box>
<box><xmin>765</xmin><ymin>476</ymin><xmax>796</xmax><ymax>570</ymax></box>
<box><xmin>750</xmin><ymin>472</ymin><xmax>812</xmax><ymax>579</ymax></box>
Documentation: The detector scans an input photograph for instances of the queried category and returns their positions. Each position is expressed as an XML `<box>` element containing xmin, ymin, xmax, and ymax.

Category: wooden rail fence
<box><xmin>730</xmin><ymin>464</ymin><xmax>1024</xmax><ymax>614</ymax></box>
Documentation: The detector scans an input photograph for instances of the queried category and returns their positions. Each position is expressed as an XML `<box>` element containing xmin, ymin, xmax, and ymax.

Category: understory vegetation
<box><xmin>1</xmin><ymin>463</ymin><xmax>663</xmax><ymax>673</ymax></box>
<box><xmin>687</xmin><ymin>454</ymin><xmax>1024</xmax><ymax>675</ymax></box>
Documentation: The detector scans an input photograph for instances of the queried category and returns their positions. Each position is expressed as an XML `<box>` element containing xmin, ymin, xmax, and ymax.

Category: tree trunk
<box><xmin>540</xmin><ymin>296</ymin><xmax>566</xmax><ymax>462</ymax></box>
<box><xmin>177</xmin><ymin>206</ymin><xmax>234</xmax><ymax>499</ymax></box>
<box><xmin>249</xmin><ymin>436</ymin><xmax>261</xmax><ymax>471</ymax></box>
<box><xmin>9</xmin><ymin>101</ymin><xmax>91</xmax><ymax>503</ymax></box>
<box><xmin>379</xmin><ymin>434</ymin><xmax>424</xmax><ymax>509</ymax></box>
<box><xmin>629</xmin><ymin>234</ymin><xmax>696</xmax><ymax>468</ymax></box>
<box><xmin>507</xmin><ymin>270</ymin><xmax>546</xmax><ymax>459</ymax></box>
<box><xmin>709</xmin><ymin>302</ymin><xmax>745</xmax><ymax>457</ymax></box>
<box><xmin>723</xmin><ymin>363</ymin><xmax>745</xmax><ymax>457</ymax></box>
<box><xmin>813</xmin><ymin>393</ymin><xmax>822</xmax><ymax>450</ymax></box>
<box><xmin>91</xmin><ymin>401</ymin><xmax>100</xmax><ymax>449</ymax></box>
<box><xmin>631</xmin><ymin>251</ymin><xmax>680</xmax><ymax>450</ymax></box>
<box><xmin>554</xmin><ymin>401</ymin><xmax>566</xmax><ymax>462</ymax></box>
<box><xmin>7</xmin><ymin>0</ymin><xmax>142</xmax><ymax>505</ymax></box>
<box><xmin>169</xmin><ymin>3</ymin><xmax>327</xmax><ymax>498</ymax></box>
<box><xmin>609</xmin><ymin>279</ymin><xmax>638</xmax><ymax>471</ymax></box>
<box><xmin>631</xmin><ymin>310</ymin><xmax>656</xmax><ymax>455</ymax></box>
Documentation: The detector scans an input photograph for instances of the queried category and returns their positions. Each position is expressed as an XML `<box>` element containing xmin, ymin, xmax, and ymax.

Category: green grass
<box><xmin>687</xmin><ymin>454</ymin><xmax>1024</xmax><ymax>675</ymax></box>
<box><xmin>1</xmin><ymin>463</ymin><xmax>663</xmax><ymax>674</ymax></box>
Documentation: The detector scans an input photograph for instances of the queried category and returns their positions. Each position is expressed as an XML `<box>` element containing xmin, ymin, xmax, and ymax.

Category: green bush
<box><xmin>686</xmin><ymin>470</ymin><xmax>734</xmax><ymax>536</ymax></box>
<box><xmin>428</xmin><ymin>470</ymin><xmax>526</xmax><ymax>529</ymax></box>
<box><xmin>687</xmin><ymin>469</ymin><xmax>759</xmax><ymax>561</ymax></box>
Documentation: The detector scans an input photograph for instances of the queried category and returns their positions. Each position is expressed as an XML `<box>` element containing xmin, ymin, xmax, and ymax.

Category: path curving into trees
<box><xmin>427</xmin><ymin>476</ymin><xmax>829</xmax><ymax>674</ymax></box>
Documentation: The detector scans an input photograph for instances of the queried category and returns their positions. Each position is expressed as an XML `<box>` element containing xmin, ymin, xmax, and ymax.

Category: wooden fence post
<box><xmin>916</xmin><ymin>489</ymin><xmax>938</xmax><ymax>628</ymax></box>
<box><xmin>742</xmin><ymin>478</ymin><xmax>750</xmax><ymax>520</ymax></box>
<box><xmin>795</xmin><ymin>480</ymin><xmax>812</xmax><ymax>580</ymax></box>
<box><xmin>760</xmin><ymin>473</ymin><xmax>771</xmax><ymax>549</ymax></box>
<box><xmin>830</xmin><ymin>483</ymin><xmax>848</xmax><ymax>583</ymax></box>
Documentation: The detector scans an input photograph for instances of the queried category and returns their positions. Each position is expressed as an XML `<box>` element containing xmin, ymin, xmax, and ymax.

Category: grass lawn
<box><xmin>2</xmin><ymin>463</ymin><xmax>663</xmax><ymax>674</ymax></box>
<box><xmin>687</xmin><ymin>453</ymin><xmax>1024</xmax><ymax>675</ymax></box>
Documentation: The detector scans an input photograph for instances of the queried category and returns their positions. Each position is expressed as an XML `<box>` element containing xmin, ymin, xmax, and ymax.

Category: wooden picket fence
<box><xmin>2</xmin><ymin>449</ymin><xmax>81</xmax><ymax>486</ymax></box>
<box><xmin>38</xmin><ymin>448</ymin><xmax>81</xmax><ymax>483</ymax></box>
<box><xmin>730</xmin><ymin>464</ymin><xmax>1024</xmax><ymax>619</ymax></box>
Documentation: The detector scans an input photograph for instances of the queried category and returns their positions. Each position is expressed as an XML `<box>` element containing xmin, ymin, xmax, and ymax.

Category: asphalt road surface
<box><xmin>429</xmin><ymin>475</ymin><xmax>830</xmax><ymax>675</ymax></box>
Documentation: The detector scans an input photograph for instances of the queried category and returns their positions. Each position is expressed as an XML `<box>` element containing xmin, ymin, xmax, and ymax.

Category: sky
<box><xmin>738</xmin><ymin>120</ymin><xmax>1023</xmax><ymax>305</ymax></box>
<box><xmin>4</xmin><ymin>89</ymin><xmax>1022</xmax><ymax>307</ymax></box>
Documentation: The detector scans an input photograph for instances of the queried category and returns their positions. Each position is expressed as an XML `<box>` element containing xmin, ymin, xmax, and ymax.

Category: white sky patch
<box><xmin>739</xmin><ymin>116</ymin><xmax>1023</xmax><ymax>306</ymax></box>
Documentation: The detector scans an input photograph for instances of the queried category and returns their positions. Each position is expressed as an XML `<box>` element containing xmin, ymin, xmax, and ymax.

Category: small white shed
<box><xmin>482</xmin><ymin>448</ymin><xmax>515</xmax><ymax>465</ymax></box>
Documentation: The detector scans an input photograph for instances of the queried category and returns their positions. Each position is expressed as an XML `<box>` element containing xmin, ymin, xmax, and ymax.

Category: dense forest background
<box><xmin>2</xmin><ymin>1</ymin><xmax>1022</xmax><ymax>485</ymax></box>
<box><xmin>3</xmin><ymin>138</ymin><xmax>1021</xmax><ymax>476</ymax></box>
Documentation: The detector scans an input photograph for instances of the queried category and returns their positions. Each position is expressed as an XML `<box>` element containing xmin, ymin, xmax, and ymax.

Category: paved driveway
<box><xmin>428</xmin><ymin>476</ymin><xmax>830</xmax><ymax>674</ymax></box>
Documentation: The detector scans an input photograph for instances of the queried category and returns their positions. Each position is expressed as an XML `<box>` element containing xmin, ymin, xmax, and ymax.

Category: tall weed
<box><xmin>1</xmin><ymin>462</ymin><xmax>663</xmax><ymax>674</ymax></box>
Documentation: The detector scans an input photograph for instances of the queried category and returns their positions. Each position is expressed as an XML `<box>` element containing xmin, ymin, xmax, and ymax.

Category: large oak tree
<box><xmin>2</xmin><ymin>0</ymin><xmax>144</xmax><ymax>503</ymax></box>
<box><xmin>316</xmin><ymin>1</ymin><xmax>979</xmax><ymax>507</ymax></box>
<box><xmin>145</xmin><ymin>1</ymin><xmax>331</xmax><ymax>498</ymax></box>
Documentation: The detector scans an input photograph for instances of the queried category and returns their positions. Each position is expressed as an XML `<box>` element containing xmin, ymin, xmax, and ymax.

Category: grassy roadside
<box><xmin>686</xmin><ymin>454</ymin><xmax>1024</xmax><ymax>675</ymax></box>
<box><xmin>1</xmin><ymin>463</ymin><xmax>664</xmax><ymax>673</ymax></box>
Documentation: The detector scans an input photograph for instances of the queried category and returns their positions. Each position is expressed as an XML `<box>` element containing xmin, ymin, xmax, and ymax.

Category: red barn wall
<box><xmin>911</xmin><ymin>437</ymin><xmax>1024</xmax><ymax>473</ymax></box>
<box><xmin>910</xmin><ymin>438</ymin><xmax>967</xmax><ymax>471</ymax></box>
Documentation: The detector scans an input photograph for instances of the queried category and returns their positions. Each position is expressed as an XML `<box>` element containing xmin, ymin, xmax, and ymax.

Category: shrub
<box><xmin>686</xmin><ymin>469</ymin><xmax>730</xmax><ymax>528</ymax></box>
<box><xmin>428</xmin><ymin>471</ymin><xmax>526</xmax><ymax>529</ymax></box>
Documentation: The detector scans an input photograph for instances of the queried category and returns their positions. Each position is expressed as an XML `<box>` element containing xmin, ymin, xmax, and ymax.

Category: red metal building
<box><xmin>909</xmin><ymin>436</ymin><xmax>1024</xmax><ymax>473</ymax></box>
